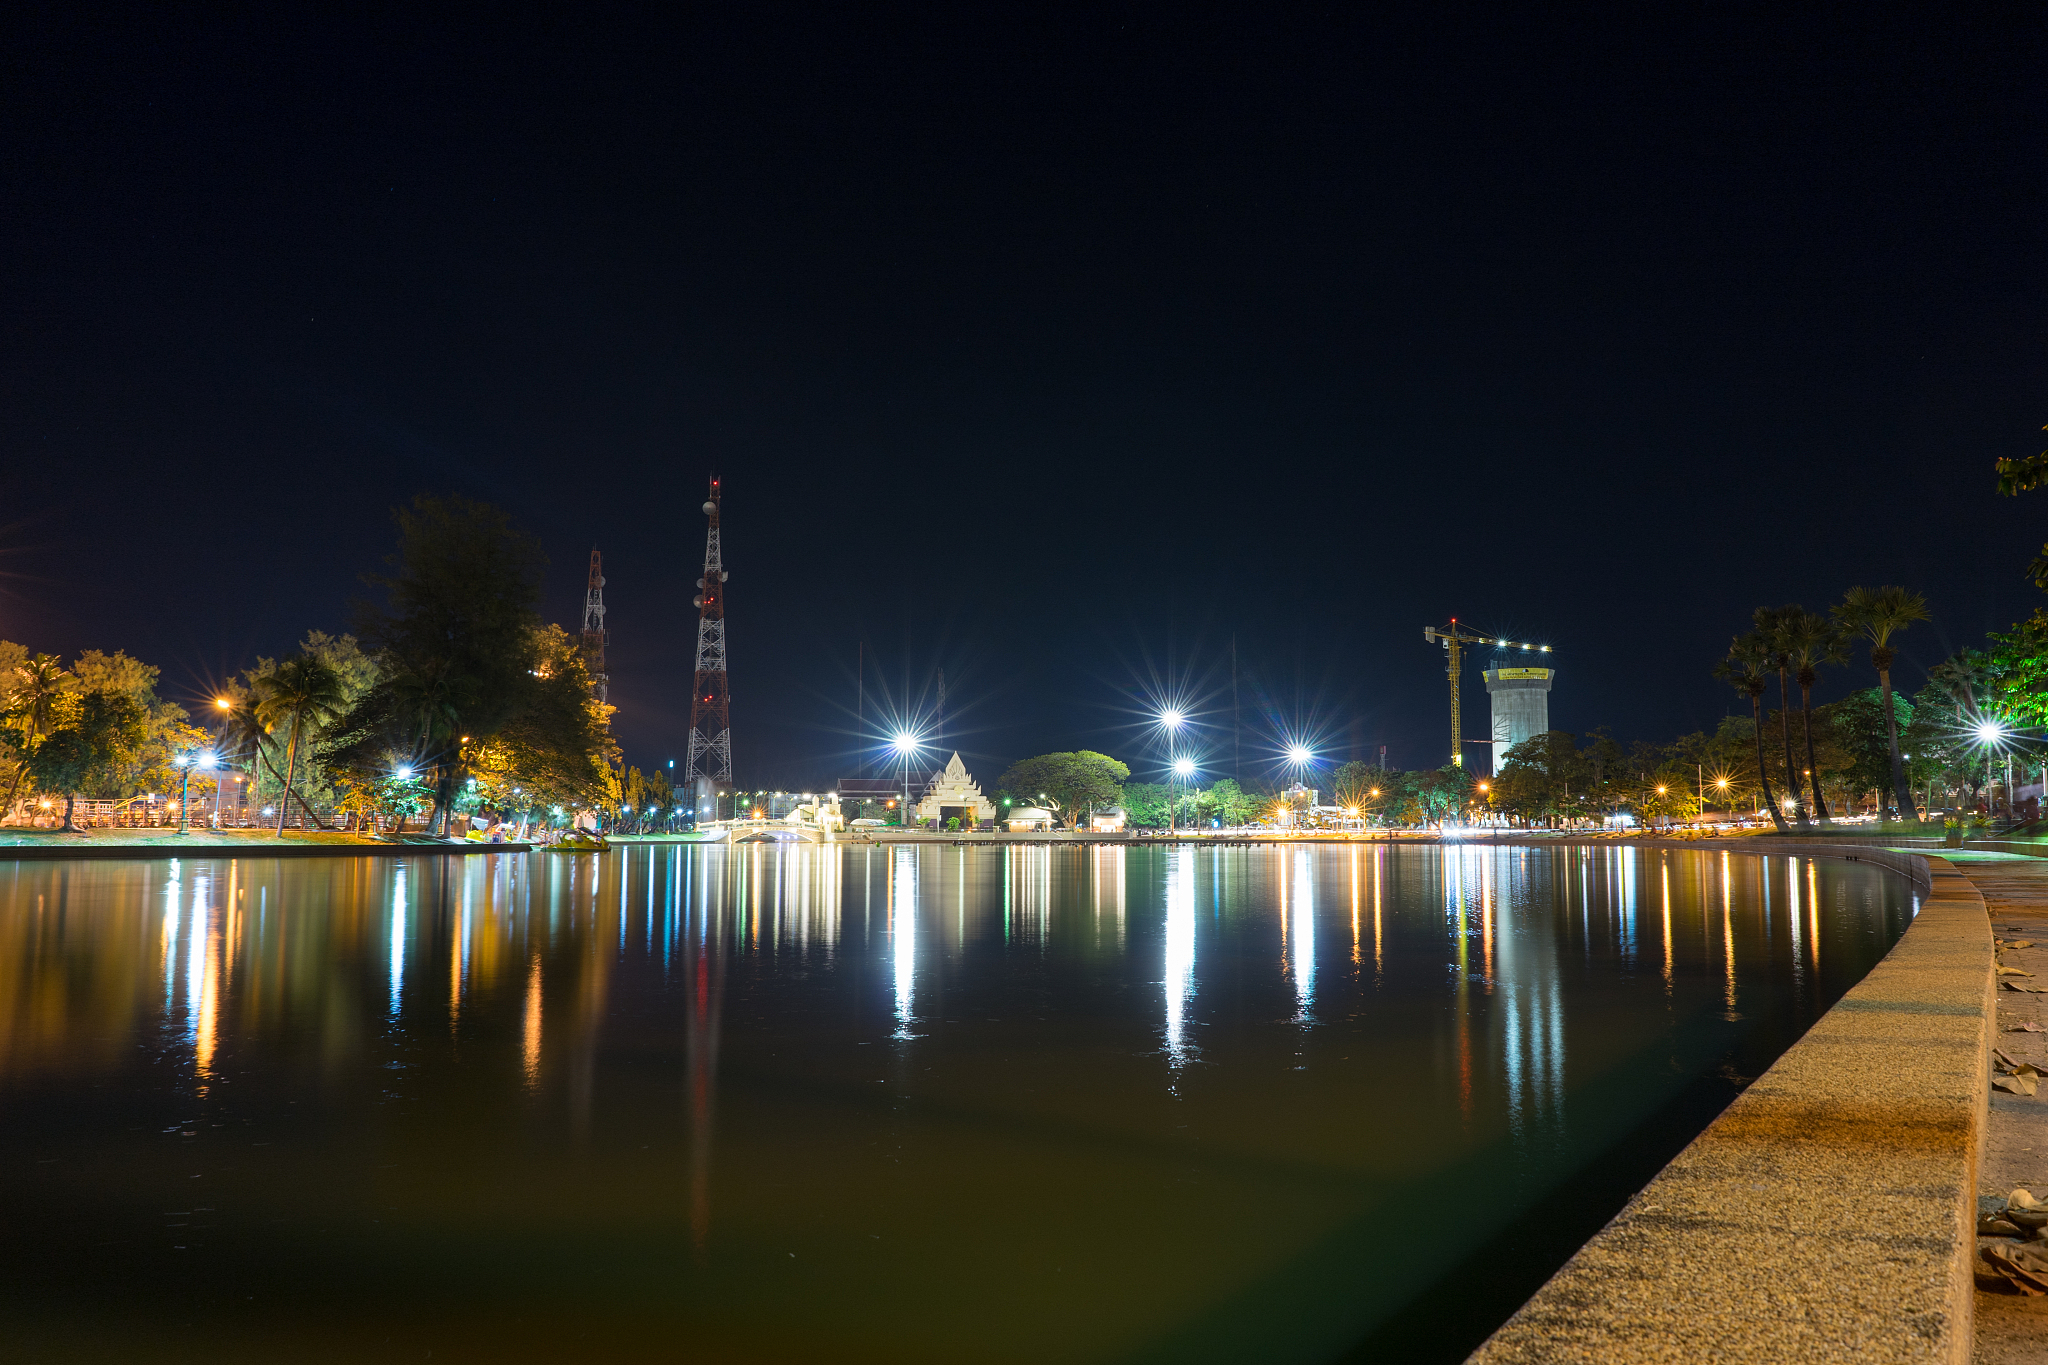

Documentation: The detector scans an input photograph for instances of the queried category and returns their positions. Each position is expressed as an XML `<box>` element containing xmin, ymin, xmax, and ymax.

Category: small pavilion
<box><xmin>916</xmin><ymin>753</ymin><xmax>998</xmax><ymax>828</ymax></box>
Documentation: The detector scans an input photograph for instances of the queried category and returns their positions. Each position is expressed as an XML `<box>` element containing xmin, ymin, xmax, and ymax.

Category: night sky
<box><xmin>7</xmin><ymin>7</ymin><xmax>2045</xmax><ymax>791</ymax></box>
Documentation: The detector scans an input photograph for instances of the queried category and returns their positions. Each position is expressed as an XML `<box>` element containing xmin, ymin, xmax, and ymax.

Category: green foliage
<box><xmin>996</xmin><ymin>751</ymin><xmax>1130</xmax><ymax>829</ymax></box>
<box><xmin>1202</xmin><ymin>778</ymin><xmax>1260</xmax><ymax>827</ymax></box>
<box><xmin>252</xmin><ymin>654</ymin><xmax>348</xmax><ymax>832</ymax></box>
<box><xmin>1121</xmin><ymin>781</ymin><xmax>1170</xmax><ymax>828</ymax></box>
<box><xmin>1822</xmin><ymin>688</ymin><xmax>1913</xmax><ymax>798</ymax></box>
<box><xmin>25</xmin><ymin>692</ymin><xmax>148</xmax><ymax>828</ymax></box>
<box><xmin>328</xmin><ymin>499</ymin><xmax>616</xmax><ymax>834</ymax></box>
<box><xmin>1988</xmin><ymin>612</ymin><xmax>2048</xmax><ymax>732</ymax></box>
<box><xmin>1995</xmin><ymin>431</ymin><xmax>2048</xmax><ymax>588</ymax></box>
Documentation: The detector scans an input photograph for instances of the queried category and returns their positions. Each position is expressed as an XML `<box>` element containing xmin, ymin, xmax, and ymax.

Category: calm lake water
<box><xmin>0</xmin><ymin>843</ymin><xmax>1913</xmax><ymax>1364</ymax></box>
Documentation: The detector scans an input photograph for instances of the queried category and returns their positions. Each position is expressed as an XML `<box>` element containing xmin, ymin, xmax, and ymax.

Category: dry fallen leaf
<box><xmin>1984</xmin><ymin>1241</ymin><xmax>2048</xmax><ymax>1295</ymax></box>
<box><xmin>1998</xmin><ymin>965</ymin><xmax>2037</xmax><ymax>976</ymax></box>
<box><xmin>2008</xmin><ymin>1022</ymin><xmax>2048</xmax><ymax>1034</ymax></box>
<box><xmin>1993</xmin><ymin>1074</ymin><xmax>2040</xmax><ymax>1096</ymax></box>
<box><xmin>2003</xmin><ymin>981</ymin><xmax>2048</xmax><ymax>993</ymax></box>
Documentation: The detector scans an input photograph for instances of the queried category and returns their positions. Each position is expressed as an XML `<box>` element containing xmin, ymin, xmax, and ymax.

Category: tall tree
<box><xmin>254</xmin><ymin>655</ymin><xmax>346</xmax><ymax>836</ymax></box>
<box><xmin>352</xmin><ymin>496</ymin><xmax>551</xmax><ymax>833</ymax></box>
<box><xmin>1832</xmin><ymin>585</ymin><xmax>1930</xmax><ymax>820</ymax></box>
<box><xmin>1995</xmin><ymin>427</ymin><xmax>2048</xmax><ymax>588</ymax></box>
<box><xmin>24</xmin><ymin>692</ymin><xmax>146</xmax><ymax>832</ymax></box>
<box><xmin>997</xmin><ymin>752</ymin><xmax>1130</xmax><ymax>829</ymax></box>
<box><xmin>1752</xmin><ymin>606</ymin><xmax>1809</xmax><ymax>826</ymax></box>
<box><xmin>1713</xmin><ymin>633</ymin><xmax>1791</xmax><ymax>832</ymax></box>
<box><xmin>1773</xmin><ymin>608</ymin><xmax>1848</xmax><ymax>822</ymax></box>
<box><xmin>1</xmin><ymin>652</ymin><xmax>70</xmax><ymax>817</ymax></box>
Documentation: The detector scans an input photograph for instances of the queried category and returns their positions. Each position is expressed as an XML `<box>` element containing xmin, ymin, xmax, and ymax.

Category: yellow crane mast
<box><xmin>1422</xmin><ymin>620</ymin><xmax>1553</xmax><ymax>767</ymax></box>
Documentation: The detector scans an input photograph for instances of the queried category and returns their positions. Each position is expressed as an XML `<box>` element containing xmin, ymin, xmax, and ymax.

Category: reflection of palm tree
<box><xmin>1833</xmin><ymin>585</ymin><xmax>1931</xmax><ymax>821</ymax></box>
<box><xmin>1714</xmin><ymin>633</ymin><xmax>1791</xmax><ymax>833</ymax></box>
<box><xmin>254</xmin><ymin>657</ymin><xmax>345</xmax><ymax>837</ymax></box>
<box><xmin>2</xmin><ymin>653</ymin><xmax>70</xmax><ymax>818</ymax></box>
<box><xmin>1775</xmin><ymin>608</ymin><xmax>1849</xmax><ymax>823</ymax></box>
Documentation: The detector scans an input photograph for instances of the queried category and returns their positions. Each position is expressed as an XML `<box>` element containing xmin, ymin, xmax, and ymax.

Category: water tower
<box><xmin>1484</xmin><ymin>661</ymin><xmax>1555</xmax><ymax>774</ymax></box>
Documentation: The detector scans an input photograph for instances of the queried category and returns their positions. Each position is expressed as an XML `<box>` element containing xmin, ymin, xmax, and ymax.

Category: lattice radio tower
<box><xmin>685</xmin><ymin>476</ymin><xmax>732</xmax><ymax>808</ymax></box>
<box><xmin>581</xmin><ymin>548</ymin><xmax>608</xmax><ymax>705</ymax></box>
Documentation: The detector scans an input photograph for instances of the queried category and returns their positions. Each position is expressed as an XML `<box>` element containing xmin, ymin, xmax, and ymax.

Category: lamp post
<box><xmin>197</xmin><ymin>751</ymin><xmax>218</xmax><ymax>830</ymax></box>
<box><xmin>174</xmin><ymin>753</ymin><xmax>195</xmax><ymax>836</ymax></box>
<box><xmin>1285</xmin><ymin>744</ymin><xmax>1313</xmax><ymax>829</ymax></box>
<box><xmin>892</xmin><ymin>732</ymin><xmax>921</xmax><ymax>830</ymax></box>
<box><xmin>1171</xmin><ymin>756</ymin><xmax>1195</xmax><ymax>835</ymax></box>
<box><xmin>1977</xmin><ymin>721</ymin><xmax>2008</xmax><ymax>819</ymax></box>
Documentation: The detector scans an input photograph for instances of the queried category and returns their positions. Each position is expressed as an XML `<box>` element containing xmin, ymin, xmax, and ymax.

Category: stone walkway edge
<box><xmin>1466</xmin><ymin>845</ymin><xmax>1992</xmax><ymax>1364</ymax></box>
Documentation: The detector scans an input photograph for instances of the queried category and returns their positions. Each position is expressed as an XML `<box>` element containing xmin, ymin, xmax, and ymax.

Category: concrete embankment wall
<box><xmin>0</xmin><ymin>841</ymin><xmax>533</xmax><ymax>860</ymax></box>
<box><xmin>1467</xmin><ymin>849</ymin><xmax>1992</xmax><ymax>1364</ymax></box>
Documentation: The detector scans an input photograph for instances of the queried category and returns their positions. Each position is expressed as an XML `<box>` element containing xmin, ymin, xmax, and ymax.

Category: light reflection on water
<box><xmin>0</xmin><ymin>844</ymin><xmax>1911</xmax><ymax>1364</ymax></box>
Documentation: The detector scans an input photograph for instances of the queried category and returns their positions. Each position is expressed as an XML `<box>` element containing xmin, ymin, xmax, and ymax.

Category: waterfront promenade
<box><xmin>1944</xmin><ymin>856</ymin><xmax>2048</xmax><ymax>1363</ymax></box>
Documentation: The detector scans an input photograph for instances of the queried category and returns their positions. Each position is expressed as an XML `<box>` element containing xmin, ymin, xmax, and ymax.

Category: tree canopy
<box><xmin>326</xmin><ymin>497</ymin><xmax>617</xmax><ymax>833</ymax></box>
<box><xmin>997</xmin><ymin>751</ymin><xmax>1129</xmax><ymax>828</ymax></box>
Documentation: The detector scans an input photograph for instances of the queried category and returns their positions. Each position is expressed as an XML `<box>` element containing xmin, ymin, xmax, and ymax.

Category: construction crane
<box><xmin>1422</xmin><ymin>620</ymin><xmax>1553</xmax><ymax>767</ymax></box>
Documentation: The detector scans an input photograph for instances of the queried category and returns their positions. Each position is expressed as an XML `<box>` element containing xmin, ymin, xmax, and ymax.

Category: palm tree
<box><xmin>1775</xmin><ymin>608</ymin><xmax>1850</xmax><ymax>823</ymax></box>
<box><xmin>1715</xmin><ymin>632</ymin><xmax>1791</xmax><ymax>833</ymax></box>
<box><xmin>253</xmin><ymin>656</ymin><xmax>346</xmax><ymax>837</ymax></box>
<box><xmin>1833</xmin><ymin>585</ymin><xmax>1931</xmax><ymax>822</ymax></box>
<box><xmin>2</xmin><ymin>653</ymin><xmax>71</xmax><ymax>819</ymax></box>
<box><xmin>1753</xmin><ymin>606</ymin><xmax>1809</xmax><ymax>826</ymax></box>
<box><xmin>219</xmin><ymin>697</ymin><xmax>327</xmax><ymax>831</ymax></box>
<box><xmin>387</xmin><ymin>665</ymin><xmax>469</xmax><ymax>836</ymax></box>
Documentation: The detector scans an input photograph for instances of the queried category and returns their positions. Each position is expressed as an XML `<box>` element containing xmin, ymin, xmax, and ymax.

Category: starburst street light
<box><xmin>1172</xmin><ymin>757</ymin><xmax>1195</xmax><ymax>778</ymax></box>
<box><xmin>890</xmin><ymin>730</ymin><xmax>924</xmax><ymax>828</ymax></box>
<box><xmin>1287</xmin><ymin>744</ymin><xmax>1313</xmax><ymax>767</ymax></box>
<box><xmin>1158</xmin><ymin>708</ymin><xmax>1185</xmax><ymax>731</ymax></box>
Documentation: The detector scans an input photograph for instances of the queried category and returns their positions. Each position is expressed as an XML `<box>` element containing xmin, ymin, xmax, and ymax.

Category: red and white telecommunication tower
<box><xmin>685</xmin><ymin>476</ymin><xmax>732</xmax><ymax>812</ymax></box>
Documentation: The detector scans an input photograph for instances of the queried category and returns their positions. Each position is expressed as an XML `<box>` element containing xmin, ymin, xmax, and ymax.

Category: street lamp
<box><xmin>173</xmin><ymin>753</ymin><xmax>196</xmax><ymax>836</ymax></box>
<box><xmin>1976</xmin><ymin>720</ymin><xmax>2012</xmax><ymax>817</ymax></box>
<box><xmin>1170</xmin><ymin>755</ymin><xmax>1196</xmax><ymax>835</ymax></box>
<box><xmin>892</xmin><ymin>731</ymin><xmax>921</xmax><ymax>829</ymax></box>
<box><xmin>197</xmin><ymin>750</ymin><xmax>218</xmax><ymax>830</ymax></box>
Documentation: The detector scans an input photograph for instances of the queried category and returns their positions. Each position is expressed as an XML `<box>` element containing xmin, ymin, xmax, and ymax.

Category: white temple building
<box><xmin>916</xmin><ymin>752</ymin><xmax>998</xmax><ymax>827</ymax></box>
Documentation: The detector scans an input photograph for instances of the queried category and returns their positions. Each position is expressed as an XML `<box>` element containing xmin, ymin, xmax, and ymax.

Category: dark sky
<box><xmin>6</xmin><ymin>6</ymin><xmax>2045</xmax><ymax>791</ymax></box>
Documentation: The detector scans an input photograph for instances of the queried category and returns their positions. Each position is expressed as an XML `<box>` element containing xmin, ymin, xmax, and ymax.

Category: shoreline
<box><xmin>1467</xmin><ymin>845</ymin><xmax>1990</xmax><ymax>1364</ymax></box>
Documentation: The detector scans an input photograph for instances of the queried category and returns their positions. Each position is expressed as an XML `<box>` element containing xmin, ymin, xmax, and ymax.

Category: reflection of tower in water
<box><xmin>682</xmin><ymin>850</ymin><xmax>727</xmax><ymax>1262</ymax></box>
<box><xmin>1443</xmin><ymin>845</ymin><xmax>1566</xmax><ymax>1148</ymax></box>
